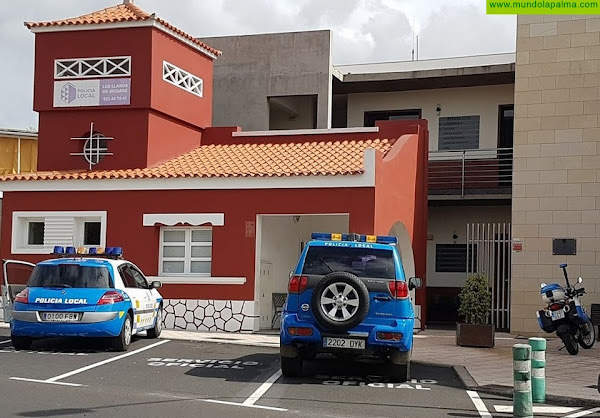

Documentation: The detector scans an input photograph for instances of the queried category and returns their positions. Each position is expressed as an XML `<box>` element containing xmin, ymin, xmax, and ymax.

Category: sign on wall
<box><xmin>53</xmin><ymin>78</ymin><xmax>131</xmax><ymax>107</ymax></box>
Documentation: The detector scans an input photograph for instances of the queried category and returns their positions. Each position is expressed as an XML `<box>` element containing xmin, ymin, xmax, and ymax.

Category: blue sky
<box><xmin>0</xmin><ymin>0</ymin><xmax>516</xmax><ymax>130</ymax></box>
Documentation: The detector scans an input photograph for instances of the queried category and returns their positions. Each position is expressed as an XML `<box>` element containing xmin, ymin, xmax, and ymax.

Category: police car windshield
<box><xmin>302</xmin><ymin>246</ymin><xmax>395</xmax><ymax>279</ymax></box>
<box><xmin>28</xmin><ymin>265</ymin><xmax>111</xmax><ymax>288</ymax></box>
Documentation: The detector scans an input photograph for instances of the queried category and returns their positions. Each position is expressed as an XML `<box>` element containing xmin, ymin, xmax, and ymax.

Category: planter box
<box><xmin>456</xmin><ymin>323</ymin><xmax>495</xmax><ymax>348</ymax></box>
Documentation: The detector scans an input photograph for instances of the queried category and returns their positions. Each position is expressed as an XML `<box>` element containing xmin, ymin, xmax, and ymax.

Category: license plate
<box><xmin>41</xmin><ymin>312</ymin><xmax>80</xmax><ymax>322</ymax></box>
<box><xmin>323</xmin><ymin>337</ymin><xmax>365</xmax><ymax>350</ymax></box>
<box><xmin>550</xmin><ymin>309</ymin><xmax>565</xmax><ymax>321</ymax></box>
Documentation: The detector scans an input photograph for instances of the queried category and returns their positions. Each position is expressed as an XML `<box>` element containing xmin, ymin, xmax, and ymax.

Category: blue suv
<box><xmin>280</xmin><ymin>232</ymin><xmax>421</xmax><ymax>381</ymax></box>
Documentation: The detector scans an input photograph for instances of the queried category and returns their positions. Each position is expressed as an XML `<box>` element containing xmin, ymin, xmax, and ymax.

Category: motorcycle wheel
<box><xmin>558</xmin><ymin>331</ymin><xmax>579</xmax><ymax>355</ymax></box>
<box><xmin>577</xmin><ymin>320</ymin><xmax>596</xmax><ymax>349</ymax></box>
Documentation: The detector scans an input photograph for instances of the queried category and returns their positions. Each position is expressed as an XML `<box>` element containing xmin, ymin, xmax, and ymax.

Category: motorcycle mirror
<box><xmin>540</xmin><ymin>282</ymin><xmax>547</xmax><ymax>289</ymax></box>
<box><xmin>578</xmin><ymin>276</ymin><xmax>583</xmax><ymax>284</ymax></box>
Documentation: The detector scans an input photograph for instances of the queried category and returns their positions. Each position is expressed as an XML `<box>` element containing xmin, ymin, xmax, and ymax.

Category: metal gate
<box><xmin>466</xmin><ymin>223</ymin><xmax>511</xmax><ymax>331</ymax></box>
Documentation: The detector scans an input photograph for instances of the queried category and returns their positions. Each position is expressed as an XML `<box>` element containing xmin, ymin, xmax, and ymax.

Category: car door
<box><xmin>2</xmin><ymin>260</ymin><xmax>36</xmax><ymax>323</ymax></box>
<box><xmin>127</xmin><ymin>264</ymin><xmax>156</xmax><ymax>330</ymax></box>
<box><xmin>119</xmin><ymin>264</ymin><xmax>151</xmax><ymax>332</ymax></box>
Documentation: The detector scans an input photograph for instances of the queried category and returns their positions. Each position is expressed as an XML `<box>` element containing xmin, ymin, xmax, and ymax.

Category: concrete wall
<box><xmin>346</xmin><ymin>85</ymin><xmax>514</xmax><ymax>149</ymax></box>
<box><xmin>259</xmin><ymin>214</ymin><xmax>349</xmax><ymax>294</ymax></box>
<box><xmin>513</xmin><ymin>15</ymin><xmax>600</xmax><ymax>335</ymax></box>
<box><xmin>428</xmin><ymin>204</ymin><xmax>511</xmax><ymax>288</ymax></box>
<box><xmin>200</xmin><ymin>30</ymin><xmax>332</xmax><ymax>131</ymax></box>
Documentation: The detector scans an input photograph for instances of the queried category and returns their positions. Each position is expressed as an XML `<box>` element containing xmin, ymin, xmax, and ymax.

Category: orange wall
<box><xmin>373</xmin><ymin>120</ymin><xmax>429</xmax><ymax>325</ymax></box>
<box><xmin>1</xmin><ymin>188</ymin><xmax>375</xmax><ymax>300</ymax></box>
<box><xmin>150</xmin><ymin>28</ymin><xmax>214</xmax><ymax>129</ymax></box>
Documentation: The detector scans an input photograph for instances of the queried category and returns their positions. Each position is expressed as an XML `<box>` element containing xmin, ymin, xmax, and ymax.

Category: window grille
<box><xmin>55</xmin><ymin>56</ymin><xmax>131</xmax><ymax>79</ymax></box>
<box><xmin>162</xmin><ymin>61</ymin><xmax>203</xmax><ymax>98</ymax></box>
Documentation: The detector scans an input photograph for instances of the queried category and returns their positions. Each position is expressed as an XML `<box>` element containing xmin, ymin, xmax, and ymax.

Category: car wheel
<box><xmin>146</xmin><ymin>307</ymin><xmax>162</xmax><ymax>339</ymax></box>
<box><xmin>11</xmin><ymin>335</ymin><xmax>32</xmax><ymax>351</ymax></box>
<box><xmin>389</xmin><ymin>362</ymin><xmax>410</xmax><ymax>382</ymax></box>
<box><xmin>280</xmin><ymin>355</ymin><xmax>303</xmax><ymax>377</ymax></box>
<box><xmin>311</xmin><ymin>271</ymin><xmax>370</xmax><ymax>331</ymax></box>
<box><xmin>112</xmin><ymin>313</ymin><xmax>132</xmax><ymax>352</ymax></box>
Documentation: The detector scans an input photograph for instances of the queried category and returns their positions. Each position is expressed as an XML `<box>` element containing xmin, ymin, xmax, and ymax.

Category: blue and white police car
<box><xmin>280</xmin><ymin>232</ymin><xmax>421</xmax><ymax>381</ymax></box>
<box><xmin>8</xmin><ymin>246</ymin><xmax>163</xmax><ymax>352</ymax></box>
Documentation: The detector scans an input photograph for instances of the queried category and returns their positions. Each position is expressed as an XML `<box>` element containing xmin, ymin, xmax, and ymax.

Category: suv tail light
<box><xmin>288</xmin><ymin>275</ymin><xmax>308</xmax><ymax>293</ymax></box>
<box><xmin>388</xmin><ymin>281</ymin><xmax>408</xmax><ymax>299</ymax></box>
<box><xmin>14</xmin><ymin>288</ymin><xmax>29</xmax><ymax>304</ymax></box>
<box><xmin>98</xmin><ymin>290</ymin><xmax>124</xmax><ymax>305</ymax></box>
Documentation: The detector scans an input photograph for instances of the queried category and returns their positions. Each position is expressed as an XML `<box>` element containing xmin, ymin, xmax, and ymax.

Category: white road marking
<box><xmin>243</xmin><ymin>369</ymin><xmax>282</xmax><ymax>406</ymax></box>
<box><xmin>467</xmin><ymin>390</ymin><xmax>492</xmax><ymax>418</ymax></box>
<box><xmin>10</xmin><ymin>377</ymin><xmax>83</xmax><ymax>387</ymax></box>
<box><xmin>0</xmin><ymin>339</ymin><xmax>12</xmax><ymax>345</ymax></box>
<box><xmin>45</xmin><ymin>339</ymin><xmax>170</xmax><ymax>382</ymax></box>
<box><xmin>11</xmin><ymin>339</ymin><xmax>169</xmax><ymax>385</ymax></box>
<box><xmin>204</xmin><ymin>399</ymin><xmax>287</xmax><ymax>412</ymax></box>
<box><xmin>494</xmin><ymin>405</ymin><xmax>579</xmax><ymax>414</ymax></box>
<box><xmin>564</xmin><ymin>407</ymin><xmax>600</xmax><ymax>418</ymax></box>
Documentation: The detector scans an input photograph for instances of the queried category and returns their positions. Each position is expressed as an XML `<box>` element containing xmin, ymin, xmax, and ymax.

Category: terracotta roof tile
<box><xmin>0</xmin><ymin>139</ymin><xmax>394</xmax><ymax>182</ymax></box>
<box><xmin>25</xmin><ymin>3</ymin><xmax>221</xmax><ymax>57</ymax></box>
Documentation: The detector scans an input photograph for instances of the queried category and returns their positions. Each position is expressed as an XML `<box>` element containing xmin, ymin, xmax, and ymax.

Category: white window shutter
<box><xmin>44</xmin><ymin>217</ymin><xmax>75</xmax><ymax>247</ymax></box>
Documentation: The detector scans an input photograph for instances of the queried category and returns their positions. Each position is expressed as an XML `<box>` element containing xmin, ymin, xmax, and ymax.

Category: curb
<box><xmin>453</xmin><ymin>361</ymin><xmax>600</xmax><ymax>408</ymax></box>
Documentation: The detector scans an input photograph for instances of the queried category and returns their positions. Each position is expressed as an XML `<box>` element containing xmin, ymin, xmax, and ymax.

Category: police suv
<box><xmin>280</xmin><ymin>232</ymin><xmax>421</xmax><ymax>381</ymax></box>
<box><xmin>7</xmin><ymin>246</ymin><xmax>163</xmax><ymax>352</ymax></box>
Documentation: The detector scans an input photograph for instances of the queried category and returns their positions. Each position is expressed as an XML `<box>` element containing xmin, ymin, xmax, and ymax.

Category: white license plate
<box><xmin>323</xmin><ymin>337</ymin><xmax>365</xmax><ymax>350</ymax></box>
<box><xmin>550</xmin><ymin>309</ymin><xmax>565</xmax><ymax>321</ymax></box>
<box><xmin>41</xmin><ymin>312</ymin><xmax>80</xmax><ymax>322</ymax></box>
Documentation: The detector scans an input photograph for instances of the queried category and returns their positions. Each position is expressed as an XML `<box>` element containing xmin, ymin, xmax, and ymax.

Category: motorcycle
<box><xmin>536</xmin><ymin>263</ymin><xmax>595</xmax><ymax>355</ymax></box>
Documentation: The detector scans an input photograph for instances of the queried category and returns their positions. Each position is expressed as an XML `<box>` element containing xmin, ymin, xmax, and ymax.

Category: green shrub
<box><xmin>458</xmin><ymin>273</ymin><xmax>492</xmax><ymax>325</ymax></box>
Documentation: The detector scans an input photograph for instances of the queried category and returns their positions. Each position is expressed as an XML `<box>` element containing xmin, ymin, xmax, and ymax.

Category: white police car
<box><xmin>6</xmin><ymin>246</ymin><xmax>163</xmax><ymax>352</ymax></box>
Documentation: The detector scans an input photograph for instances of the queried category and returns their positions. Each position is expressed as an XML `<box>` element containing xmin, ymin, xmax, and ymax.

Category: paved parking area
<box><xmin>1</xmin><ymin>329</ymin><xmax>597</xmax><ymax>417</ymax></box>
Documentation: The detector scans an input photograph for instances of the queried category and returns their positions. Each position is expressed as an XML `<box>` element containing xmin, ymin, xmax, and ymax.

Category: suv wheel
<box><xmin>281</xmin><ymin>355</ymin><xmax>303</xmax><ymax>377</ymax></box>
<box><xmin>311</xmin><ymin>271</ymin><xmax>370</xmax><ymax>331</ymax></box>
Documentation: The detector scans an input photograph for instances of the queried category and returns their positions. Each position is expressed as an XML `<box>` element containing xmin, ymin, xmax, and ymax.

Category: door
<box><xmin>258</xmin><ymin>261</ymin><xmax>273</xmax><ymax>330</ymax></box>
<box><xmin>2</xmin><ymin>260</ymin><xmax>36</xmax><ymax>322</ymax></box>
<box><xmin>120</xmin><ymin>265</ymin><xmax>154</xmax><ymax>332</ymax></box>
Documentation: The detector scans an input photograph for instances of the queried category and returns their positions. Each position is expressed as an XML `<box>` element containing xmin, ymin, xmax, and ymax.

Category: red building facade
<box><xmin>1</xmin><ymin>2</ymin><xmax>428</xmax><ymax>332</ymax></box>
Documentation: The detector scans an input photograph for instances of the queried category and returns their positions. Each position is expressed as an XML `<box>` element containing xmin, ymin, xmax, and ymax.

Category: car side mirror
<box><xmin>150</xmin><ymin>281</ymin><xmax>162</xmax><ymax>289</ymax></box>
<box><xmin>408</xmin><ymin>277</ymin><xmax>422</xmax><ymax>290</ymax></box>
<box><xmin>578</xmin><ymin>276</ymin><xmax>583</xmax><ymax>284</ymax></box>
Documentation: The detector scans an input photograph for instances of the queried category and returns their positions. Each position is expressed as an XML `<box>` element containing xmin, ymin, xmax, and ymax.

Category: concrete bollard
<box><xmin>529</xmin><ymin>337</ymin><xmax>547</xmax><ymax>403</ymax></box>
<box><xmin>513</xmin><ymin>343</ymin><xmax>533</xmax><ymax>418</ymax></box>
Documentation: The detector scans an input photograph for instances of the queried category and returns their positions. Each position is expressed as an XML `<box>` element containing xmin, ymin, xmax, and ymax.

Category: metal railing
<box><xmin>428</xmin><ymin>147</ymin><xmax>513</xmax><ymax>197</ymax></box>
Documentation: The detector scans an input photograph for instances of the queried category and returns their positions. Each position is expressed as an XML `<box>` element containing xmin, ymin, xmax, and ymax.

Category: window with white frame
<box><xmin>12</xmin><ymin>211</ymin><xmax>107</xmax><ymax>254</ymax></box>
<box><xmin>160</xmin><ymin>227</ymin><xmax>212</xmax><ymax>276</ymax></box>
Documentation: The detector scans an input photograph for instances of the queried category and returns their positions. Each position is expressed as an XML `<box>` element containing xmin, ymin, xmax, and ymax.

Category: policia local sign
<box><xmin>53</xmin><ymin>78</ymin><xmax>131</xmax><ymax>107</ymax></box>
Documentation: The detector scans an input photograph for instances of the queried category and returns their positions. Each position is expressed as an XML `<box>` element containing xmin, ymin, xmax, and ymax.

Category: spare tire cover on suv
<box><xmin>311</xmin><ymin>271</ymin><xmax>370</xmax><ymax>331</ymax></box>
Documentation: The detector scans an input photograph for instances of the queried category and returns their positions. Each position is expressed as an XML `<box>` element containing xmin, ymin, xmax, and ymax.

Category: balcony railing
<box><xmin>428</xmin><ymin>147</ymin><xmax>513</xmax><ymax>197</ymax></box>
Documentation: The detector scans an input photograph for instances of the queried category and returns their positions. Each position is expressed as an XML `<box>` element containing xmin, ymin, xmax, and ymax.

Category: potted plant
<box><xmin>456</xmin><ymin>272</ymin><xmax>495</xmax><ymax>348</ymax></box>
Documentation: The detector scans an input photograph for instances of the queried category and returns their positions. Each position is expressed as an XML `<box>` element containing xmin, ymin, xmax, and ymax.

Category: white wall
<box><xmin>346</xmin><ymin>85</ymin><xmax>514</xmax><ymax>150</ymax></box>
<box><xmin>259</xmin><ymin>214</ymin><xmax>349</xmax><ymax>294</ymax></box>
<box><xmin>427</xmin><ymin>205</ymin><xmax>511</xmax><ymax>288</ymax></box>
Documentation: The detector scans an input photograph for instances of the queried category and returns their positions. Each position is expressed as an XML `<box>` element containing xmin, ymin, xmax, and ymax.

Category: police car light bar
<box><xmin>52</xmin><ymin>246</ymin><xmax>124</xmax><ymax>259</ymax></box>
<box><xmin>310</xmin><ymin>232</ymin><xmax>398</xmax><ymax>245</ymax></box>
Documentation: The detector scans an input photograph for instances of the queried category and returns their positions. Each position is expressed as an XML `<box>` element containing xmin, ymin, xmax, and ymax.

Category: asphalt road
<box><xmin>0</xmin><ymin>329</ymin><xmax>590</xmax><ymax>418</ymax></box>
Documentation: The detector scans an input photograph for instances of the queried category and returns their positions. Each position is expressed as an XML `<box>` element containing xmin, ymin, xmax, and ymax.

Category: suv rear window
<box><xmin>302</xmin><ymin>246</ymin><xmax>395</xmax><ymax>279</ymax></box>
<box><xmin>28</xmin><ymin>264</ymin><xmax>111</xmax><ymax>288</ymax></box>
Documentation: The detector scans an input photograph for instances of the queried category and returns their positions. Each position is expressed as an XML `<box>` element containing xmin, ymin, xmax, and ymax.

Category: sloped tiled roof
<box><xmin>0</xmin><ymin>139</ymin><xmax>394</xmax><ymax>182</ymax></box>
<box><xmin>25</xmin><ymin>3</ymin><xmax>221</xmax><ymax>57</ymax></box>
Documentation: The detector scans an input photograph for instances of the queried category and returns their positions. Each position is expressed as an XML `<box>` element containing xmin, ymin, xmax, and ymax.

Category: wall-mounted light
<box><xmin>293</xmin><ymin>215</ymin><xmax>300</xmax><ymax>223</ymax></box>
<box><xmin>436</xmin><ymin>104</ymin><xmax>442</xmax><ymax>116</ymax></box>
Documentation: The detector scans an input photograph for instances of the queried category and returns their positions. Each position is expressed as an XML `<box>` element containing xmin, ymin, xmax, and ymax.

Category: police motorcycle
<box><xmin>536</xmin><ymin>263</ymin><xmax>595</xmax><ymax>355</ymax></box>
